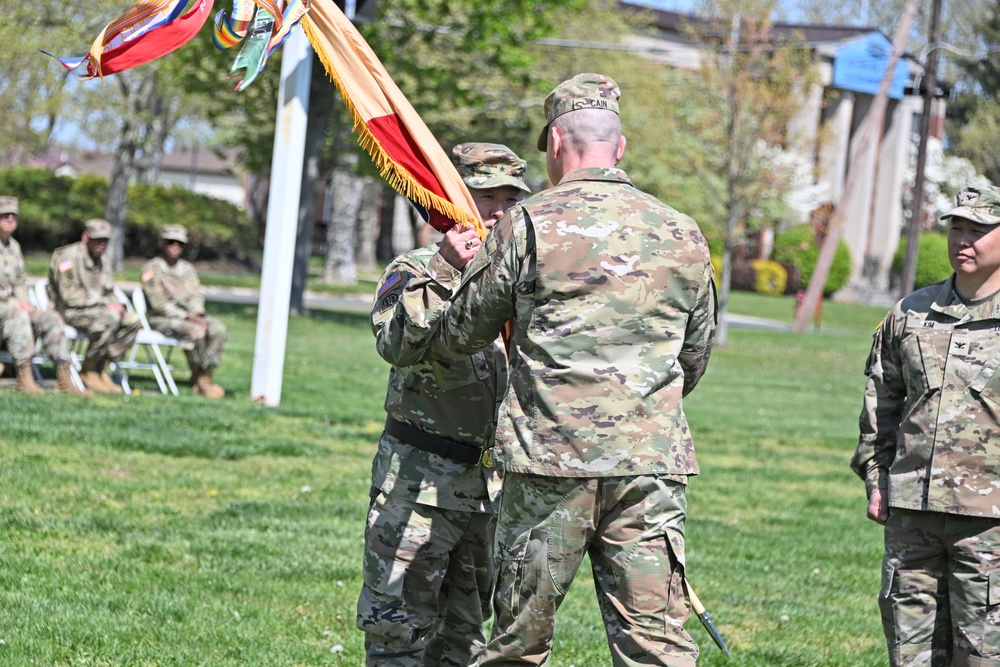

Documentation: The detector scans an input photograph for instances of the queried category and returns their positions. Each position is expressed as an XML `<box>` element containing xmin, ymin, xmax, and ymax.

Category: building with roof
<box><xmin>54</xmin><ymin>149</ymin><xmax>249</xmax><ymax>210</ymax></box>
<box><xmin>619</xmin><ymin>3</ymin><xmax>945</xmax><ymax>299</ymax></box>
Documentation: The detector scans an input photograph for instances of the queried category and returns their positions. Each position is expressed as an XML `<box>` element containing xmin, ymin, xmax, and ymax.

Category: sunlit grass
<box><xmin>0</xmin><ymin>293</ymin><xmax>893</xmax><ymax>665</ymax></box>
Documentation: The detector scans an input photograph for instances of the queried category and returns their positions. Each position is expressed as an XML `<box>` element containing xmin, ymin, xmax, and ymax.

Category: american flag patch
<box><xmin>58</xmin><ymin>259</ymin><xmax>73</xmax><ymax>272</ymax></box>
<box><xmin>141</xmin><ymin>270</ymin><xmax>154</xmax><ymax>283</ymax></box>
<box><xmin>377</xmin><ymin>272</ymin><xmax>401</xmax><ymax>298</ymax></box>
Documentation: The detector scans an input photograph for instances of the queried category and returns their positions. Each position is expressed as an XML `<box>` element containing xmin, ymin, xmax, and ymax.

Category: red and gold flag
<box><xmin>300</xmin><ymin>0</ymin><xmax>482</xmax><ymax>236</ymax></box>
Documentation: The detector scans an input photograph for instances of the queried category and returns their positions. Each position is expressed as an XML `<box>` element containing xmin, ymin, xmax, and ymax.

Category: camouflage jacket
<box><xmin>48</xmin><ymin>241</ymin><xmax>115</xmax><ymax>311</ymax></box>
<box><xmin>852</xmin><ymin>277</ymin><xmax>1000</xmax><ymax>518</ymax></box>
<box><xmin>398</xmin><ymin>167</ymin><xmax>717</xmax><ymax>478</ymax></box>
<box><xmin>371</xmin><ymin>245</ymin><xmax>505</xmax><ymax>513</ymax></box>
<box><xmin>141</xmin><ymin>257</ymin><xmax>205</xmax><ymax>320</ymax></box>
<box><xmin>0</xmin><ymin>237</ymin><xmax>30</xmax><ymax>303</ymax></box>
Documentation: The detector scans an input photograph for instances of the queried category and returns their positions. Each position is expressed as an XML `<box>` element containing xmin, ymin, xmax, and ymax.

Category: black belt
<box><xmin>384</xmin><ymin>417</ymin><xmax>484</xmax><ymax>464</ymax></box>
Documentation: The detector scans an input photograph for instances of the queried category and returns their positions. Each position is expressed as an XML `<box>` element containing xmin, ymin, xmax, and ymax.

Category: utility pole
<box><xmin>900</xmin><ymin>0</ymin><xmax>944</xmax><ymax>299</ymax></box>
<box><xmin>717</xmin><ymin>12</ymin><xmax>741</xmax><ymax>348</ymax></box>
<box><xmin>793</xmin><ymin>0</ymin><xmax>921</xmax><ymax>332</ymax></box>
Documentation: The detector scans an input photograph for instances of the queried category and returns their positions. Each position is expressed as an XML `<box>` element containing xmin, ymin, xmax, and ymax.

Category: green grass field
<box><xmin>0</xmin><ymin>292</ymin><xmax>892</xmax><ymax>666</ymax></box>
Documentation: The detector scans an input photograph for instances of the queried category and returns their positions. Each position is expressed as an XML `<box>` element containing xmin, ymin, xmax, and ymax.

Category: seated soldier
<box><xmin>0</xmin><ymin>196</ymin><xmax>90</xmax><ymax>396</ymax></box>
<box><xmin>140</xmin><ymin>225</ymin><xmax>226</xmax><ymax>399</ymax></box>
<box><xmin>48</xmin><ymin>218</ymin><xmax>141</xmax><ymax>394</ymax></box>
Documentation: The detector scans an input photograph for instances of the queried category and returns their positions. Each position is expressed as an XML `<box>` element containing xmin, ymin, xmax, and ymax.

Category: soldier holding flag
<box><xmin>357</xmin><ymin>143</ymin><xmax>529</xmax><ymax>666</ymax></box>
<box><xmin>394</xmin><ymin>73</ymin><xmax>717</xmax><ymax>666</ymax></box>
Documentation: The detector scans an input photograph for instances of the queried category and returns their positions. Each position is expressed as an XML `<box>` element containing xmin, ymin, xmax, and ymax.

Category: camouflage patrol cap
<box><xmin>452</xmin><ymin>143</ymin><xmax>530</xmax><ymax>193</ymax></box>
<box><xmin>160</xmin><ymin>224</ymin><xmax>189</xmax><ymax>244</ymax></box>
<box><xmin>0</xmin><ymin>196</ymin><xmax>18</xmax><ymax>216</ymax></box>
<box><xmin>537</xmin><ymin>72</ymin><xmax>621</xmax><ymax>151</ymax></box>
<box><xmin>83</xmin><ymin>218</ymin><xmax>112</xmax><ymax>239</ymax></box>
<box><xmin>941</xmin><ymin>186</ymin><xmax>1000</xmax><ymax>226</ymax></box>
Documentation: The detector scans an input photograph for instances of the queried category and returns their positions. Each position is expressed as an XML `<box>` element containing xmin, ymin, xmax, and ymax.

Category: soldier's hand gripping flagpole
<box><xmin>685</xmin><ymin>579</ymin><xmax>730</xmax><ymax>657</ymax></box>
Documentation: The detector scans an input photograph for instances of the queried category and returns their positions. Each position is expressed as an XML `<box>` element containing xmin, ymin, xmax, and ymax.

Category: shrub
<box><xmin>892</xmin><ymin>233</ymin><xmax>952</xmax><ymax>289</ymax></box>
<box><xmin>0</xmin><ymin>167</ymin><xmax>251</xmax><ymax>262</ymax></box>
<box><xmin>772</xmin><ymin>225</ymin><xmax>852</xmax><ymax>296</ymax></box>
<box><xmin>751</xmin><ymin>260</ymin><xmax>788</xmax><ymax>295</ymax></box>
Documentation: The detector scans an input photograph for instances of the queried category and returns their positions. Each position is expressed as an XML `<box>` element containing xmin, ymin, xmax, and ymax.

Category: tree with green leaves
<box><xmin>950</xmin><ymin>0</ymin><xmax>1000</xmax><ymax>184</ymax></box>
<box><xmin>0</xmin><ymin>1</ymin><xmax>127</xmax><ymax>165</ymax></box>
<box><xmin>678</xmin><ymin>0</ymin><xmax>818</xmax><ymax>346</ymax></box>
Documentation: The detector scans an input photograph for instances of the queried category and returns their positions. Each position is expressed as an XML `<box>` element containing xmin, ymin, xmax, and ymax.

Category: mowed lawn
<box><xmin>0</xmin><ymin>293</ymin><xmax>891</xmax><ymax>666</ymax></box>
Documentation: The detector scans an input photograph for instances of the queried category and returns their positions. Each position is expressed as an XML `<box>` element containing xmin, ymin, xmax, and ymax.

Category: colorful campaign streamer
<box><xmin>44</xmin><ymin>0</ymin><xmax>481</xmax><ymax>236</ymax></box>
<box><xmin>226</xmin><ymin>0</ymin><xmax>310</xmax><ymax>91</ymax></box>
<box><xmin>45</xmin><ymin>0</ymin><xmax>213</xmax><ymax>78</ymax></box>
<box><xmin>212</xmin><ymin>0</ymin><xmax>257</xmax><ymax>49</ymax></box>
<box><xmin>47</xmin><ymin>0</ymin><xmax>301</xmax><ymax>88</ymax></box>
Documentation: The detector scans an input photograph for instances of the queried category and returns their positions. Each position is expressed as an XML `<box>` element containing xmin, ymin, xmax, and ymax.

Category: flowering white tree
<box><xmin>902</xmin><ymin>136</ymin><xmax>990</xmax><ymax>232</ymax></box>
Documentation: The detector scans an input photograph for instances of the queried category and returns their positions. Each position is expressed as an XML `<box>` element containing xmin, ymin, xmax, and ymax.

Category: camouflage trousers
<box><xmin>147</xmin><ymin>315</ymin><xmax>227</xmax><ymax>371</ymax></box>
<box><xmin>357</xmin><ymin>490</ymin><xmax>496</xmax><ymax>667</ymax></box>
<box><xmin>62</xmin><ymin>305</ymin><xmax>140</xmax><ymax>362</ymax></box>
<box><xmin>880</xmin><ymin>508</ymin><xmax>1000</xmax><ymax>667</ymax></box>
<box><xmin>483</xmin><ymin>473</ymin><xmax>696</xmax><ymax>667</ymax></box>
<box><xmin>0</xmin><ymin>302</ymin><xmax>71</xmax><ymax>365</ymax></box>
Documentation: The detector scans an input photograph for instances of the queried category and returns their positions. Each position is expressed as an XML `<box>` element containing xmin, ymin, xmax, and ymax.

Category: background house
<box><xmin>53</xmin><ymin>149</ymin><xmax>249</xmax><ymax>210</ymax></box>
<box><xmin>621</xmin><ymin>6</ymin><xmax>947</xmax><ymax>300</ymax></box>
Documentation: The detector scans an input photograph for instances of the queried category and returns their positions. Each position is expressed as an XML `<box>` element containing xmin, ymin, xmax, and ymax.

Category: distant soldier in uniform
<box><xmin>853</xmin><ymin>185</ymin><xmax>1000</xmax><ymax>666</ymax></box>
<box><xmin>0</xmin><ymin>196</ymin><xmax>90</xmax><ymax>396</ymax></box>
<box><xmin>48</xmin><ymin>218</ymin><xmax>141</xmax><ymax>394</ymax></box>
<box><xmin>394</xmin><ymin>74</ymin><xmax>717</xmax><ymax>665</ymax></box>
<box><xmin>357</xmin><ymin>143</ymin><xmax>530</xmax><ymax>666</ymax></box>
<box><xmin>140</xmin><ymin>225</ymin><xmax>226</xmax><ymax>399</ymax></box>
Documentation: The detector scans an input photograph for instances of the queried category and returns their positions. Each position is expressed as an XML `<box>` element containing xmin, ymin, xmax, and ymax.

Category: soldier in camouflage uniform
<box><xmin>357</xmin><ymin>143</ymin><xmax>530</xmax><ymax>666</ymax></box>
<box><xmin>0</xmin><ymin>196</ymin><xmax>89</xmax><ymax>396</ymax></box>
<box><xmin>393</xmin><ymin>74</ymin><xmax>717</xmax><ymax>666</ymax></box>
<box><xmin>853</xmin><ymin>186</ymin><xmax>1000</xmax><ymax>667</ymax></box>
<box><xmin>140</xmin><ymin>225</ymin><xmax>227</xmax><ymax>399</ymax></box>
<box><xmin>48</xmin><ymin>218</ymin><xmax>141</xmax><ymax>394</ymax></box>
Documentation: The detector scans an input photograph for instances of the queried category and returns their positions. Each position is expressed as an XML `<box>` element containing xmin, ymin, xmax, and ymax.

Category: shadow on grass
<box><xmin>207</xmin><ymin>301</ymin><xmax>372</xmax><ymax>330</ymax></box>
<box><xmin>0</xmin><ymin>395</ymin><xmax>331</xmax><ymax>460</ymax></box>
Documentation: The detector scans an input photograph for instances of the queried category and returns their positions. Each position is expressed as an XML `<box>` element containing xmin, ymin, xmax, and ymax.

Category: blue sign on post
<box><xmin>833</xmin><ymin>33</ymin><xmax>910</xmax><ymax>100</ymax></box>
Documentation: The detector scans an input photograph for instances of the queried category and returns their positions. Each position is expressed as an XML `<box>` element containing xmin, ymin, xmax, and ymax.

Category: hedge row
<box><xmin>771</xmin><ymin>225</ymin><xmax>852</xmax><ymax>296</ymax></box>
<box><xmin>0</xmin><ymin>167</ymin><xmax>252</xmax><ymax>262</ymax></box>
<box><xmin>891</xmin><ymin>233</ymin><xmax>953</xmax><ymax>289</ymax></box>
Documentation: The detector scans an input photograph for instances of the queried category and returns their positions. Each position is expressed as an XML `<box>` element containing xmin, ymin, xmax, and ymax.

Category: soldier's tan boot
<box><xmin>99</xmin><ymin>364</ymin><xmax>124</xmax><ymax>394</ymax></box>
<box><xmin>56</xmin><ymin>364</ymin><xmax>93</xmax><ymax>397</ymax></box>
<box><xmin>80</xmin><ymin>357</ymin><xmax>116</xmax><ymax>394</ymax></box>
<box><xmin>193</xmin><ymin>370</ymin><xmax>224</xmax><ymax>400</ymax></box>
<box><xmin>15</xmin><ymin>363</ymin><xmax>45</xmax><ymax>395</ymax></box>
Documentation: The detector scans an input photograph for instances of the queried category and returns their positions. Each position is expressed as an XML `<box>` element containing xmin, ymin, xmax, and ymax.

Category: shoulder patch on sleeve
<box><xmin>141</xmin><ymin>270</ymin><xmax>154</xmax><ymax>283</ymax></box>
<box><xmin>376</xmin><ymin>272</ymin><xmax>401</xmax><ymax>299</ymax></box>
<box><xmin>58</xmin><ymin>259</ymin><xmax>73</xmax><ymax>273</ymax></box>
<box><xmin>373</xmin><ymin>272</ymin><xmax>406</xmax><ymax>326</ymax></box>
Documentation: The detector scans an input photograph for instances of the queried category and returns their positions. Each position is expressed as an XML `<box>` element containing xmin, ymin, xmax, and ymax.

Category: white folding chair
<box><xmin>23</xmin><ymin>278</ymin><xmax>87</xmax><ymax>391</ymax></box>
<box><xmin>33</xmin><ymin>278</ymin><xmax>90</xmax><ymax>370</ymax></box>
<box><xmin>115</xmin><ymin>286</ymin><xmax>180</xmax><ymax>396</ymax></box>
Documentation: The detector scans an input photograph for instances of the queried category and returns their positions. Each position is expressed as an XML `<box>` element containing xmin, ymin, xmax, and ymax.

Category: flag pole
<box><xmin>251</xmin><ymin>28</ymin><xmax>313</xmax><ymax>406</ymax></box>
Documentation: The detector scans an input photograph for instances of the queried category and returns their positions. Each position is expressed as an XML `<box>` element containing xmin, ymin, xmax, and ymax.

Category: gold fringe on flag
<box><xmin>300</xmin><ymin>5</ymin><xmax>485</xmax><ymax>238</ymax></box>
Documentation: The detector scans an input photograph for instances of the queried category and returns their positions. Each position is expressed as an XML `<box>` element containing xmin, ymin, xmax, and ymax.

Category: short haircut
<box><xmin>552</xmin><ymin>109</ymin><xmax>621</xmax><ymax>154</ymax></box>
